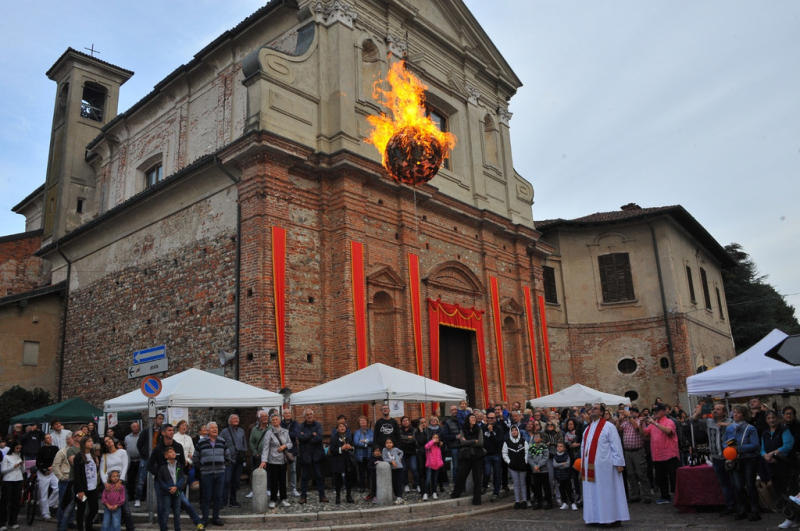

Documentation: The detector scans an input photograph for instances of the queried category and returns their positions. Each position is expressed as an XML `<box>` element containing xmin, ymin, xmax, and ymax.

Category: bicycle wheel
<box><xmin>26</xmin><ymin>492</ymin><xmax>36</xmax><ymax>525</ymax></box>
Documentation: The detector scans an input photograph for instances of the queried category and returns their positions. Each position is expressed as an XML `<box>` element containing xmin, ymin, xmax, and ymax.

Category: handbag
<box><xmin>284</xmin><ymin>451</ymin><xmax>295</xmax><ymax>463</ymax></box>
<box><xmin>724</xmin><ymin>426</ymin><xmax>749</xmax><ymax>471</ymax></box>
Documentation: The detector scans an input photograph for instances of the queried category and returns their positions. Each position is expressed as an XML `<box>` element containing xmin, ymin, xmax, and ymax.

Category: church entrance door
<box><xmin>438</xmin><ymin>325</ymin><xmax>477</xmax><ymax>408</ymax></box>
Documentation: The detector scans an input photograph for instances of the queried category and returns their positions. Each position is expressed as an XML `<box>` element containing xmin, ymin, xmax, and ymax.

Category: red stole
<box><xmin>582</xmin><ymin>418</ymin><xmax>606</xmax><ymax>482</ymax></box>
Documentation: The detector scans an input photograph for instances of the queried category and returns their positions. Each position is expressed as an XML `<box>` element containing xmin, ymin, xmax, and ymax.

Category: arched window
<box><xmin>81</xmin><ymin>82</ymin><xmax>107</xmax><ymax>122</ymax></box>
<box><xmin>483</xmin><ymin>114</ymin><xmax>499</xmax><ymax>166</ymax></box>
<box><xmin>360</xmin><ymin>39</ymin><xmax>381</xmax><ymax>103</ymax></box>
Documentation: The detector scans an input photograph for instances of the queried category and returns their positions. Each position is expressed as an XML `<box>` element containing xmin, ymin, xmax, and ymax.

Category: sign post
<box><xmin>140</xmin><ymin>375</ymin><xmax>162</xmax><ymax>524</ymax></box>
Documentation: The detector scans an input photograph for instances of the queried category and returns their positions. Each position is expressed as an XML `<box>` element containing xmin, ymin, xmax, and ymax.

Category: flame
<box><xmin>366</xmin><ymin>61</ymin><xmax>457</xmax><ymax>174</ymax></box>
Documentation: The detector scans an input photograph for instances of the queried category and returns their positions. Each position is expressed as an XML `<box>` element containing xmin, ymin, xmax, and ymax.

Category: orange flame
<box><xmin>366</xmin><ymin>61</ymin><xmax>457</xmax><ymax>172</ymax></box>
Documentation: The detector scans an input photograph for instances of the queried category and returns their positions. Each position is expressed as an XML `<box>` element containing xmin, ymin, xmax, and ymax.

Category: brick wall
<box><xmin>0</xmin><ymin>231</ymin><xmax>48</xmax><ymax>296</ymax></box>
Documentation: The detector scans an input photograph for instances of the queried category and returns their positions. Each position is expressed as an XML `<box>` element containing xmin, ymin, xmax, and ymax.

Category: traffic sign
<box><xmin>133</xmin><ymin>345</ymin><xmax>166</xmax><ymax>365</ymax></box>
<box><xmin>128</xmin><ymin>358</ymin><xmax>168</xmax><ymax>379</ymax></box>
<box><xmin>148</xmin><ymin>398</ymin><xmax>157</xmax><ymax>418</ymax></box>
<box><xmin>141</xmin><ymin>376</ymin><xmax>163</xmax><ymax>398</ymax></box>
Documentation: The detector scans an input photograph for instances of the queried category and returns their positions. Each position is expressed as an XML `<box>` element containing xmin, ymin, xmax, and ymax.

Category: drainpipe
<box><xmin>645</xmin><ymin>217</ymin><xmax>676</xmax><ymax>375</ymax></box>
<box><xmin>214</xmin><ymin>156</ymin><xmax>241</xmax><ymax>380</ymax></box>
<box><xmin>55</xmin><ymin>246</ymin><xmax>71</xmax><ymax>402</ymax></box>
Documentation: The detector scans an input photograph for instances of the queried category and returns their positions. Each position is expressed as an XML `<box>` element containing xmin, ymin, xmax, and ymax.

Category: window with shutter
<box><xmin>542</xmin><ymin>266</ymin><xmax>558</xmax><ymax>304</ymax></box>
<box><xmin>716</xmin><ymin>287</ymin><xmax>725</xmax><ymax>320</ymax></box>
<box><xmin>686</xmin><ymin>265</ymin><xmax>696</xmax><ymax>303</ymax></box>
<box><xmin>700</xmin><ymin>267</ymin><xmax>712</xmax><ymax>310</ymax></box>
<box><xmin>598</xmin><ymin>253</ymin><xmax>635</xmax><ymax>303</ymax></box>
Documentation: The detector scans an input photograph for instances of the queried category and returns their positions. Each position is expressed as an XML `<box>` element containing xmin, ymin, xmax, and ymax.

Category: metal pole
<box><xmin>147</xmin><ymin>421</ymin><xmax>154</xmax><ymax>524</ymax></box>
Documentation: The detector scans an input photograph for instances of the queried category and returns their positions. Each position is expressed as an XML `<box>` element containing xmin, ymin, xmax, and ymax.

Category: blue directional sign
<box><xmin>133</xmin><ymin>345</ymin><xmax>166</xmax><ymax>365</ymax></box>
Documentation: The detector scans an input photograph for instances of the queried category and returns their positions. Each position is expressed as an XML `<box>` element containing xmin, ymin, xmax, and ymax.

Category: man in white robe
<box><xmin>581</xmin><ymin>403</ymin><xmax>630</xmax><ymax>526</ymax></box>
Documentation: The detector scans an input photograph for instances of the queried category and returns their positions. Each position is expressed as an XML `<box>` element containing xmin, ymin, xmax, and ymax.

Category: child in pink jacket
<box><xmin>101</xmin><ymin>470</ymin><xmax>125</xmax><ymax>531</ymax></box>
<box><xmin>424</xmin><ymin>433</ymin><xmax>444</xmax><ymax>500</ymax></box>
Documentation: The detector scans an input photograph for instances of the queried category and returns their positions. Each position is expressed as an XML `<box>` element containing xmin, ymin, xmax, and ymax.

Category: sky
<box><xmin>0</xmin><ymin>1</ymin><xmax>797</xmax><ymax>309</ymax></box>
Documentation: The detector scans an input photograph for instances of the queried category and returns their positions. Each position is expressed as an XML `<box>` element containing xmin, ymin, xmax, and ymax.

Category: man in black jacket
<box><xmin>481</xmin><ymin>412</ymin><xmax>504</xmax><ymax>501</ymax></box>
<box><xmin>297</xmin><ymin>409</ymin><xmax>328</xmax><ymax>504</ymax></box>
<box><xmin>36</xmin><ymin>434</ymin><xmax>60</xmax><ymax>519</ymax></box>
<box><xmin>136</xmin><ymin>413</ymin><xmax>164</xmax><ymax>504</ymax></box>
<box><xmin>442</xmin><ymin>405</ymin><xmax>461</xmax><ymax>480</ymax></box>
<box><xmin>373</xmin><ymin>404</ymin><xmax>399</xmax><ymax>449</ymax></box>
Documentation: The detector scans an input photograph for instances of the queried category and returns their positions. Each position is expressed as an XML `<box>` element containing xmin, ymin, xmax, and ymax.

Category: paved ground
<box><xmin>23</xmin><ymin>499</ymin><xmax>786</xmax><ymax>531</ymax></box>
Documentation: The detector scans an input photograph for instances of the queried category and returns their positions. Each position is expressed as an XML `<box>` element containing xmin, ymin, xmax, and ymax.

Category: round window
<box><xmin>624</xmin><ymin>390</ymin><xmax>639</xmax><ymax>401</ymax></box>
<box><xmin>660</xmin><ymin>357</ymin><xmax>670</xmax><ymax>369</ymax></box>
<box><xmin>617</xmin><ymin>358</ymin><xmax>637</xmax><ymax>374</ymax></box>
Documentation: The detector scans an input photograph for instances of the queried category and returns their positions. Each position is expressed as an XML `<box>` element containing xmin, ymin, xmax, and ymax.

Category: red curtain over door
<box><xmin>427</xmin><ymin>299</ymin><xmax>489</xmax><ymax>407</ymax></box>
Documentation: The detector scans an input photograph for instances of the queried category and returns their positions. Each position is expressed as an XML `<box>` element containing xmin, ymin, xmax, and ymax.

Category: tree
<box><xmin>0</xmin><ymin>386</ymin><xmax>52</xmax><ymax>433</ymax></box>
<box><xmin>723</xmin><ymin>243</ymin><xmax>800</xmax><ymax>353</ymax></box>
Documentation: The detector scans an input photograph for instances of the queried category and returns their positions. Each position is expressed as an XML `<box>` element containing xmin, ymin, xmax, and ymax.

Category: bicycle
<box><xmin>22</xmin><ymin>466</ymin><xmax>39</xmax><ymax>526</ymax></box>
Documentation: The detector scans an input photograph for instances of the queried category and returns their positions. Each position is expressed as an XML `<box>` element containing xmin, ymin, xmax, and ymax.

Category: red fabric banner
<box><xmin>538</xmin><ymin>295</ymin><xmax>554</xmax><ymax>394</ymax></box>
<box><xmin>272</xmin><ymin>226</ymin><xmax>287</xmax><ymax>388</ymax></box>
<box><xmin>427</xmin><ymin>298</ymin><xmax>490</xmax><ymax>407</ymax></box>
<box><xmin>489</xmin><ymin>277</ymin><xmax>508</xmax><ymax>403</ymax></box>
<box><xmin>408</xmin><ymin>253</ymin><xmax>425</xmax><ymax>417</ymax></box>
<box><xmin>523</xmin><ymin>287</ymin><xmax>541</xmax><ymax>398</ymax></box>
<box><xmin>350</xmin><ymin>241</ymin><xmax>368</xmax><ymax>372</ymax></box>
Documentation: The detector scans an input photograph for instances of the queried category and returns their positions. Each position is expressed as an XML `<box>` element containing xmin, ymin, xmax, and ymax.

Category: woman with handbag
<box><xmin>259</xmin><ymin>414</ymin><xmax>293</xmax><ymax>509</ymax></box>
<box><xmin>329</xmin><ymin>423</ymin><xmax>356</xmax><ymax>504</ymax></box>
<box><xmin>723</xmin><ymin>405</ymin><xmax>761</xmax><ymax>522</ymax></box>
<box><xmin>450</xmin><ymin>413</ymin><xmax>484</xmax><ymax>506</ymax></box>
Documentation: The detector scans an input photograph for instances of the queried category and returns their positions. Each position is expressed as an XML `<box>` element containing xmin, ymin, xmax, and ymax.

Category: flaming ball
<box><xmin>385</xmin><ymin>126</ymin><xmax>445</xmax><ymax>186</ymax></box>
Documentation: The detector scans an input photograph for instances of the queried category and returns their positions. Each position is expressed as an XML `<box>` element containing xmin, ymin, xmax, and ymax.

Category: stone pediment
<box><xmin>423</xmin><ymin>261</ymin><xmax>484</xmax><ymax>295</ymax></box>
<box><xmin>367</xmin><ymin>265</ymin><xmax>405</xmax><ymax>290</ymax></box>
<box><xmin>499</xmin><ymin>297</ymin><xmax>523</xmax><ymax>315</ymax></box>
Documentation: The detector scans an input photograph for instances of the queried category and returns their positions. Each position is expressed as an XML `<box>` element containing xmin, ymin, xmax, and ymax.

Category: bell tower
<box><xmin>41</xmin><ymin>48</ymin><xmax>133</xmax><ymax>244</ymax></box>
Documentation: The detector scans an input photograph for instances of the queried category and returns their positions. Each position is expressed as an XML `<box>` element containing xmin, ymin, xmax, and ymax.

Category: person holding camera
<box><xmin>618</xmin><ymin>406</ymin><xmax>651</xmax><ymax>504</ymax></box>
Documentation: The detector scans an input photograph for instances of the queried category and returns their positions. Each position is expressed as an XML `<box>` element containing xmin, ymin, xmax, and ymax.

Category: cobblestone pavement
<box><xmin>24</xmin><ymin>499</ymin><xmax>785</xmax><ymax>531</ymax></box>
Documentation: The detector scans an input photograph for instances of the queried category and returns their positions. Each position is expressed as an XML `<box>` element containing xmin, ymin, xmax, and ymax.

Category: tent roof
<box><xmin>687</xmin><ymin>329</ymin><xmax>800</xmax><ymax>398</ymax></box>
<box><xmin>104</xmin><ymin>368</ymin><xmax>283</xmax><ymax>412</ymax></box>
<box><xmin>290</xmin><ymin>363</ymin><xmax>467</xmax><ymax>405</ymax></box>
<box><xmin>11</xmin><ymin>397</ymin><xmax>101</xmax><ymax>425</ymax></box>
<box><xmin>528</xmin><ymin>384</ymin><xmax>631</xmax><ymax>408</ymax></box>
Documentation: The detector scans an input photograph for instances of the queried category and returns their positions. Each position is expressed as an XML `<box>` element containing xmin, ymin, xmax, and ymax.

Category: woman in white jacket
<box><xmin>0</xmin><ymin>441</ymin><xmax>24</xmax><ymax>530</ymax></box>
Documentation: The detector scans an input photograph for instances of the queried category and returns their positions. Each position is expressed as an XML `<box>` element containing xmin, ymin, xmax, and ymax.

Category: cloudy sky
<box><xmin>0</xmin><ymin>1</ymin><xmax>797</xmax><ymax>310</ymax></box>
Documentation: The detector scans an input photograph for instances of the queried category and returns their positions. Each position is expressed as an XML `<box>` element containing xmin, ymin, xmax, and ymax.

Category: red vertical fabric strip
<box><xmin>489</xmin><ymin>277</ymin><xmax>508</xmax><ymax>403</ymax></box>
<box><xmin>408</xmin><ymin>253</ymin><xmax>425</xmax><ymax>416</ymax></box>
<box><xmin>350</xmin><ymin>241</ymin><xmax>368</xmax><ymax>371</ymax></box>
<box><xmin>475</xmin><ymin>321</ymin><xmax>490</xmax><ymax>408</ymax></box>
<box><xmin>272</xmin><ymin>226</ymin><xmax>287</xmax><ymax>388</ymax></box>
<box><xmin>538</xmin><ymin>295</ymin><xmax>554</xmax><ymax>394</ymax></box>
<box><xmin>523</xmin><ymin>287</ymin><xmax>540</xmax><ymax>398</ymax></box>
<box><xmin>428</xmin><ymin>303</ymin><xmax>440</xmax><ymax>382</ymax></box>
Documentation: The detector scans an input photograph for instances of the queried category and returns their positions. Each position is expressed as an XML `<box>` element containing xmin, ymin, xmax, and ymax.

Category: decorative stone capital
<box><xmin>466</xmin><ymin>84</ymin><xmax>481</xmax><ymax>106</ymax></box>
<box><xmin>385</xmin><ymin>33</ymin><xmax>407</xmax><ymax>58</ymax></box>
<box><xmin>316</xmin><ymin>0</ymin><xmax>358</xmax><ymax>28</ymax></box>
<box><xmin>498</xmin><ymin>107</ymin><xmax>513</xmax><ymax>126</ymax></box>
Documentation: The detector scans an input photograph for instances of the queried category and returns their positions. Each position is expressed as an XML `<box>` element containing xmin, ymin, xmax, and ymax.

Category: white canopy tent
<box><xmin>687</xmin><ymin>329</ymin><xmax>800</xmax><ymax>398</ymax></box>
<box><xmin>528</xmin><ymin>383</ymin><xmax>631</xmax><ymax>408</ymax></box>
<box><xmin>104</xmin><ymin>368</ymin><xmax>284</xmax><ymax>412</ymax></box>
<box><xmin>289</xmin><ymin>363</ymin><xmax>467</xmax><ymax>405</ymax></box>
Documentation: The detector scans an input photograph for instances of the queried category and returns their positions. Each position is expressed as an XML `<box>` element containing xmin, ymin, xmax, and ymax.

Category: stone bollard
<box><xmin>376</xmin><ymin>461</ymin><xmax>393</xmax><ymax>506</ymax></box>
<box><xmin>252</xmin><ymin>467</ymin><xmax>268</xmax><ymax>513</ymax></box>
<box><xmin>464</xmin><ymin>468</ymin><xmax>473</xmax><ymax>496</ymax></box>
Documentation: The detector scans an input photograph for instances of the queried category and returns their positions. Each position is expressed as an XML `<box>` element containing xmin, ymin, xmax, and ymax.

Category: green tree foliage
<box><xmin>723</xmin><ymin>243</ymin><xmax>800</xmax><ymax>353</ymax></box>
<box><xmin>0</xmin><ymin>386</ymin><xmax>52</xmax><ymax>433</ymax></box>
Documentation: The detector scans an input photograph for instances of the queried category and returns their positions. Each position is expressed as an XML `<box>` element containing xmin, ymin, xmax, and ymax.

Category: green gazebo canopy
<box><xmin>10</xmin><ymin>397</ymin><xmax>140</xmax><ymax>425</ymax></box>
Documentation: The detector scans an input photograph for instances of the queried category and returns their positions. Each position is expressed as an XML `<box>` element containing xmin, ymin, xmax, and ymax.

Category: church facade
<box><xmin>33</xmin><ymin>0</ymin><xmax>551</xmax><ymax>413</ymax></box>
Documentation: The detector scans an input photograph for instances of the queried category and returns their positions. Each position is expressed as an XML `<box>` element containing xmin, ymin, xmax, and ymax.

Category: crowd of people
<box><xmin>1</xmin><ymin>395</ymin><xmax>799</xmax><ymax>530</ymax></box>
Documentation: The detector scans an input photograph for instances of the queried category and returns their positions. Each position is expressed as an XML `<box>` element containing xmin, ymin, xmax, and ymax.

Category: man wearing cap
<box><xmin>580</xmin><ymin>403</ymin><xmax>629</xmax><ymax>527</ymax></box>
<box><xmin>617</xmin><ymin>406</ymin><xmax>651</xmax><ymax>504</ymax></box>
<box><xmin>643</xmin><ymin>403</ymin><xmax>679</xmax><ymax>504</ymax></box>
